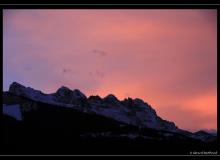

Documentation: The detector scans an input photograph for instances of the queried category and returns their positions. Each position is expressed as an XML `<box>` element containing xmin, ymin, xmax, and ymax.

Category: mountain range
<box><xmin>2</xmin><ymin>82</ymin><xmax>218</xmax><ymax>155</ymax></box>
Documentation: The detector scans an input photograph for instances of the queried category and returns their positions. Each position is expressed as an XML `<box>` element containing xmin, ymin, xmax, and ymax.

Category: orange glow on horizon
<box><xmin>3</xmin><ymin>9</ymin><xmax>217</xmax><ymax>131</ymax></box>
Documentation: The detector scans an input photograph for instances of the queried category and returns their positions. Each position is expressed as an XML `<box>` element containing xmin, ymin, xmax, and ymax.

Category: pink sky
<box><xmin>3</xmin><ymin>9</ymin><xmax>217</xmax><ymax>131</ymax></box>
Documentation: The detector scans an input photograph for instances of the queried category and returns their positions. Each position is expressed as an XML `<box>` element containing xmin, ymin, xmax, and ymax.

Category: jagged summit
<box><xmin>103</xmin><ymin>94</ymin><xmax>120</xmax><ymax>104</ymax></box>
<box><xmin>104</xmin><ymin>94</ymin><xmax>118</xmax><ymax>100</ymax></box>
<box><xmin>9</xmin><ymin>82</ymin><xmax>47</xmax><ymax>101</ymax></box>
<box><xmin>55</xmin><ymin>86</ymin><xmax>86</xmax><ymax>98</ymax></box>
<box><xmin>54</xmin><ymin>86</ymin><xmax>87</xmax><ymax>105</ymax></box>
<box><xmin>56</xmin><ymin>86</ymin><xmax>71</xmax><ymax>93</ymax></box>
<box><xmin>10</xmin><ymin>81</ymin><xmax>24</xmax><ymax>88</ymax></box>
<box><xmin>7</xmin><ymin>82</ymin><xmax>178</xmax><ymax>131</ymax></box>
<box><xmin>9</xmin><ymin>82</ymin><xmax>26</xmax><ymax>94</ymax></box>
<box><xmin>73</xmin><ymin>89</ymin><xmax>87</xmax><ymax>99</ymax></box>
<box><xmin>88</xmin><ymin>95</ymin><xmax>102</xmax><ymax>101</ymax></box>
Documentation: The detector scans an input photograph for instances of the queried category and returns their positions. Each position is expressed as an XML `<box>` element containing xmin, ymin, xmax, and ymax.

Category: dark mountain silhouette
<box><xmin>2</xmin><ymin>82</ymin><xmax>218</xmax><ymax>155</ymax></box>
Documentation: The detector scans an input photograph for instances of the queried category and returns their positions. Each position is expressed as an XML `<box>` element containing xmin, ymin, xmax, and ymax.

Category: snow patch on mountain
<box><xmin>3</xmin><ymin>104</ymin><xmax>22</xmax><ymax>121</ymax></box>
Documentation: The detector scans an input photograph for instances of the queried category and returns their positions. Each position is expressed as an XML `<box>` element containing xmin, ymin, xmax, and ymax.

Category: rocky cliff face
<box><xmin>7</xmin><ymin>82</ymin><xmax>178</xmax><ymax>132</ymax></box>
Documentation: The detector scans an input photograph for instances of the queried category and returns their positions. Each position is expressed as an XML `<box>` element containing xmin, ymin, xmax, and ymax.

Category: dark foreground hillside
<box><xmin>2</xmin><ymin>93</ymin><xmax>218</xmax><ymax>155</ymax></box>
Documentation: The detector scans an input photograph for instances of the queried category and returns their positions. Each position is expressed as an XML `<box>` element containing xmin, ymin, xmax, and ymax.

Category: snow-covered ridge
<box><xmin>7</xmin><ymin>82</ymin><xmax>178</xmax><ymax>132</ymax></box>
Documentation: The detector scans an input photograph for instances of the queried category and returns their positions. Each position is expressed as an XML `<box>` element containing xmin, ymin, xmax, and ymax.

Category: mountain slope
<box><xmin>2</xmin><ymin>82</ymin><xmax>218</xmax><ymax>155</ymax></box>
<box><xmin>7</xmin><ymin>82</ymin><xmax>178</xmax><ymax>132</ymax></box>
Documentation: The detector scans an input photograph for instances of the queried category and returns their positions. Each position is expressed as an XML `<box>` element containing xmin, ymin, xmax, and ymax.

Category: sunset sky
<box><xmin>3</xmin><ymin>9</ymin><xmax>217</xmax><ymax>132</ymax></box>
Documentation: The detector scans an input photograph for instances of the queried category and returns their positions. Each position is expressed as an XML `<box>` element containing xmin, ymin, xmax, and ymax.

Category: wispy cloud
<box><xmin>3</xmin><ymin>9</ymin><xmax>217</xmax><ymax>131</ymax></box>
<box><xmin>89</xmin><ymin>70</ymin><xmax>105</xmax><ymax>79</ymax></box>
<box><xmin>92</xmin><ymin>50</ymin><xmax>108</xmax><ymax>57</ymax></box>
<box><xmin>62</xmin><ymin>68</ymin><xmax>73</xmax><ymax>74</ymax></box>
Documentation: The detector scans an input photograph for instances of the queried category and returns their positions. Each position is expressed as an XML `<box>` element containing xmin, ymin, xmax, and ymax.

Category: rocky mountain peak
<box><xmin>6</xmin><ymin>82</ymin><xmax>178</xmax><ymax>132</ymax></box>
<box><xmin>8</xmin><ymin>82</ymin><xmax>45</xmax><ymax>102</ymax></box>
<box><xmin>88</xmin><ymin>95</ymin><xmax>102</xmax><ymax>101</ymax></box>
<box><xmin>9</xmin><ymin>82</ymin><xmax>26</xmax><ymax>95</ymax></box>
<box><xmin>104</xmin><ymin>94</ymin><xmax>119</xmax><ymax>101</ymax></box>
<box><xmin>73</xmin><ymin>89</ymin><xmax>87</xmax><ymax>99</ymax></box>
<box><xmin>55</xmin><ymin>86</ymin><xmax>72</xmax><ymax>96</ymax></box>
<box><xmin>54</xmin><ymin>87</ymin><xmax>87</xmax><ymax>105</ymax></box>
